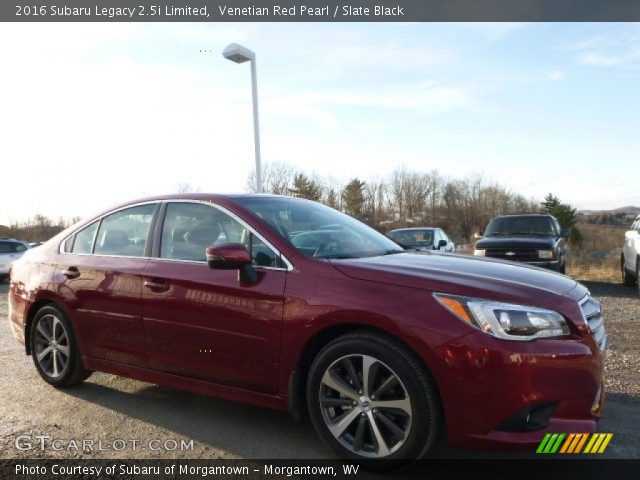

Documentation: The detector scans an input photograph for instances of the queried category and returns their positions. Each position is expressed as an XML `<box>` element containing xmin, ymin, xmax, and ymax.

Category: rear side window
<box><xmin>94</xmin><ymin>204</ymin><xmax>156</xmax><ymax>257</ymax></box>
<box><xmin>71</xmin><ymin>222</ymin><xmax>99</xmax><ymax>254</ymax></box>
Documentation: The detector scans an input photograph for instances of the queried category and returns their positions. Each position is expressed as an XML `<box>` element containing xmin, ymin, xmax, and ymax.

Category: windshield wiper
<box><xmin>491</xmin><ymin>232</ymin><xmax>549</xmax><ymax>236</ymax></box>
<box><xmin>506</xmin><ymin>232</ymin><xmax>550</xmax><ymax>236</ymax></box>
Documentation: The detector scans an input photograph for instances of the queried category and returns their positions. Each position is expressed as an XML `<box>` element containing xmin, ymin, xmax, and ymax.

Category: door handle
<box><xmin>62</xmin><ymin>267</ymin><xmax>80</xmax><ymax>279</ymax></box>
<box><xmin>144</xmin><ymin>279</ymin><xmax>170</xmax><ymax>292</ymax></box>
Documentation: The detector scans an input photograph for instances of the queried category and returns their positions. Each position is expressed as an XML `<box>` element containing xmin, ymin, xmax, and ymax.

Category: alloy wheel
<box><xmin>33</xmin><ymin>314</ymin><xmax>70</xmax><ymax>379</ymax></box>
<box><xmin>318</xmin><ymin>354</ymin><xmax>412</xmax><ymax>458</ymax></box>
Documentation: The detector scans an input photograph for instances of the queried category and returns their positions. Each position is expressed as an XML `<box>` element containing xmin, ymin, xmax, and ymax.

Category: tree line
<box><xmin>248</xmin><ymin>162</ymin><xmax>581</xmax><ymax>245</ymax></box>
<box><xmin>2</xmin><ymin>168</ymin><xmax>581</xmax><ymax>246</ymax></box>
<box><xmin>0</xmin><ymin>215</ymin><xmax>78</xmax><ymax>243</ymax></box>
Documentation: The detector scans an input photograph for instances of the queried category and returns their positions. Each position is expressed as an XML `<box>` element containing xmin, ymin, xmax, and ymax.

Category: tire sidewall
<box><xmin>30</xmin><ymin>305</ymin><xmax>81</xmax><ymax>387</ymax></box>
<box><xmin>306</xmin><ymin>336</ymin><xmax>436</xmax><ymax>462</ymax></box>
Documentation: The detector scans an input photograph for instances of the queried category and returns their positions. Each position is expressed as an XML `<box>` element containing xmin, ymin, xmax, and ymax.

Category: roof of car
<box><xmin>389</xmin><ymin>227</ymin><xmax>437</xmax><ymax>232</ymax></box>
<box><xmin>492</xmin><ymin>214</ymin><xmax>553</xmax><ymax>218</ymax></box>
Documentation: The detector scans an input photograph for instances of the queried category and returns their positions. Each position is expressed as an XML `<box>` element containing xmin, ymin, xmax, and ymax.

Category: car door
<box><xmin>141</xmin><ymin>201</ymin><xmax>287</xmax><ymax>394</ymax></box>
<box><xmin>57</xmin><ymin>203</ymin><xmax>158</xmax><ymax>367</ymax></box>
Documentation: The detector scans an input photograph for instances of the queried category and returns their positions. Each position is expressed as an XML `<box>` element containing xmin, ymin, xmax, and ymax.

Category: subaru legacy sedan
<box><xmin>8</xmin><ymin>194</ymin><xmax>606</xmax><ymax>462</ymax></box>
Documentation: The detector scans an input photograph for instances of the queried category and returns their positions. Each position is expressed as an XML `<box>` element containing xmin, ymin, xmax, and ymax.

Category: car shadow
<box><xmin>60</xmin><ymin>379</ymin><xmax>332</xmax><ymax>459</ymax></box>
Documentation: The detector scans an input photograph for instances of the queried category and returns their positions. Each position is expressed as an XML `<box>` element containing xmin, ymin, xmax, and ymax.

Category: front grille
<box><xmin>485</xmin><ymin>248</ymin><xmax>539</xmax><ymax>261</ymax></box>
<box><xmin>580</xmin><ymin>295</ymin><xmax>607</xmax><ymax>351</ymax></box>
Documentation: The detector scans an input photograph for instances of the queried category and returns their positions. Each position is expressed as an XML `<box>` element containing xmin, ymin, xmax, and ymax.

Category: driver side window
<box><xmin>160</xmin><ymin>202</ymin><xmax>282</xmax><ymax>268</ymax></box>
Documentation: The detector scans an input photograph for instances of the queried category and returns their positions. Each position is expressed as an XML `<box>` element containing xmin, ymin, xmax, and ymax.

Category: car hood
<box><xmin>330</xmin><ymin>251</ymin><xmax>585</xmax><ymax>305</ymax></box>
<box><xmin>475</xmin><ymin>236</ymin><xmax>555</xmax><ymax>249</ymax></box>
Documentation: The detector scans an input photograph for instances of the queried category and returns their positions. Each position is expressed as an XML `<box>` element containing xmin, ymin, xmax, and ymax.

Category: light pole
<box><xmin>222</xmin><ymin>43</ymin><xmax>263</xmax><ymax>193</ymax></box>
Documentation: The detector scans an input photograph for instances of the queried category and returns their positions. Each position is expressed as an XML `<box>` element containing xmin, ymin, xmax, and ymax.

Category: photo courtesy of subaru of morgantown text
<box><xmin>1</xmin><ymin>1</ymin><xmax>640</xmax><ymax>479</ymax></box>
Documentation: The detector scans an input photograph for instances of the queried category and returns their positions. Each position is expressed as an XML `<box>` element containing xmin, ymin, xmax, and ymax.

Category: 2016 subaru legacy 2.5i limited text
<box><xmin>7</xmin><ymin>194</ymin><xmax>607</xmax><ymax>463</ymax></box>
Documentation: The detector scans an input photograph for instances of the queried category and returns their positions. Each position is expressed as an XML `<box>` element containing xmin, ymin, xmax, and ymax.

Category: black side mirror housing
<box><xmin>560</xmin><ymin>228</ymin><xmax>571</xmax><ymax>238</ymax></box>
<box><xmin>438</xmin><ymin>239</ymin><xmax>448</xmax><ymax>248</ymax></box>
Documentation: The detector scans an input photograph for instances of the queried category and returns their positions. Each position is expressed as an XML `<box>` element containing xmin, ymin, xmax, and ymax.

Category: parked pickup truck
<box><xmin>474</xmin><ymin>214</ymin><xmax>570</xmax><ymax>273</ymax></box>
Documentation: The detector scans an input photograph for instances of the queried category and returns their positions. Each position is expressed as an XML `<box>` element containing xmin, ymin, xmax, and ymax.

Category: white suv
<box><xmin>622</xmin><ymin>215</ymin><xmax>640</xmax><ymax>293</ymax></box>
<box><xmin>0</xmin><ymin>239</ymin><xmax>29</xmax><ymax>283</ymax></box>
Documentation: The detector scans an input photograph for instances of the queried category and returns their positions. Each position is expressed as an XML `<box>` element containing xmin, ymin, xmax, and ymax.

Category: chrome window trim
<box><xmin>59</xmin><ymin>201</ymin><xmax>161</xmax><ymax>256</ymax></box>
<box><xmin>58</xmin><ymin>199</ymin><xmax>294</xmax><ymax>272</ymax></box>
<box><xmin>147</xmin><ymin>255</ymin><xmax>287</xmax><ymax>272</ymax></box>
<box><xmin>159</xmin><ymin>199</ymin><xmax>293</xmax><ymax>272</ymax></box>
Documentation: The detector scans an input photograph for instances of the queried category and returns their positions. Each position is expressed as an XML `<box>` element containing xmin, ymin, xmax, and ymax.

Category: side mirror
<box><xmin>438</xmin><ymin>239</ymin><xmax>448</xmax><ymax>249</ymax></box>
<box><xmin>560</xmin><ymin>228</ymin><xmax>571</xmax><ymax>238</ymax></box>
<box><xmin>206</xmin><ymin>243</ymin><xmax>258</xmax><ymax>283</ymax></box>
<box><xmin>474</xmin><ymin>231</ymin><xmax>483</xmax><ymax>239</ymax></box>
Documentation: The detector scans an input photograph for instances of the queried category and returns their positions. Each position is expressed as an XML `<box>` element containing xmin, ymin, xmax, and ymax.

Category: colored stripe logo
<box><xmin>537</xmin><ymin>433</ymin><xmax>613</xmax><ymax>454</ymax></box>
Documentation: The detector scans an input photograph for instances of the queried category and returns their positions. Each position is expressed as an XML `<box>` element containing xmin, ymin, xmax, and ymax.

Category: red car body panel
<box><xmin>7</xmin><ymin>194</ymin><xmax>605</xmax><ymax>451</ymax></box>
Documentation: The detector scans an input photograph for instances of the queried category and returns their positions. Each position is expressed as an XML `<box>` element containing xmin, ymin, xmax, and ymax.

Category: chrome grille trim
<box><xmin>579</xmin><ymin>294</ymin><xmax>607</xmax><ymax>351</ymax></box>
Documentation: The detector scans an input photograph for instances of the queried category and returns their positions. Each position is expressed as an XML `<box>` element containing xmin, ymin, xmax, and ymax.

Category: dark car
<box><xmin>474</xmin><ymin>214</ymin><xmax>570</xmax><ymax>273</ymax></box>
<box><xmin>387</xmin><ymin>228</ymin><xmax>455</xmax><ymax>252</ymax></box>
<box><xmin>8</xmin><ymin>195</ymin><xmax>605</xmax><ymax>462</ymax></box>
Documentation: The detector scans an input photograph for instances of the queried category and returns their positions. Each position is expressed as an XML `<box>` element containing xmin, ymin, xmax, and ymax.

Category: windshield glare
<box><xmin>485</xmin><ymin>217</ymin><xmax>556</xmax><ymax>236</ymax></box>
<box><xmin>389</xmin><ymin>229</ymin><xmax>434</xmax><ymax>247</ymax></box>
<box><xmin>234</xmin><ymin>197</ymin><xmax>404</xmax><ymax>259</ymax></box>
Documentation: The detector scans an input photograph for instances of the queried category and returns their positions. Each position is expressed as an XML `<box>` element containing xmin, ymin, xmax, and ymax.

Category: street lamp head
<box><xmin>222</xmin><ymin>43</ymin><xmax>255</xmax><ymax>63</ymax></box>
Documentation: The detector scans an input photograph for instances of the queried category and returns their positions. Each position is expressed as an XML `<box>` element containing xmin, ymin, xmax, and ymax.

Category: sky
<box><xmin>1</xmin><ymin>22</ymin><xmax>639</xmax><ymax>225</ymax></box>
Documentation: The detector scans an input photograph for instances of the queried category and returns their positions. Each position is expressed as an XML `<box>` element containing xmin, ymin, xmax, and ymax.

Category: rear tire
<box><xmin>30</xmin><ymin>305</ymin><xmax>92</xmax><ymax>388</ymax></box>
<box><xmin>622</xmin><ymin>256</ymin><xmax>635</xmax><ymax>287</ymax></box>
<box><xmin>306</xmin><ymin>331</ymin><xmax>441</xmax><ymax>465</ymax></box>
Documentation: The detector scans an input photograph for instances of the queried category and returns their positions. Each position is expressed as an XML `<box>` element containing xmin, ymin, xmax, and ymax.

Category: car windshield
<box><xmin>234</xmin><ymin>196</ymin><xmax>404</xmax><ymax>259</ymax></box>
<box><xmin>388</xmin><ymin>229</ymin><xmax>434</xmax><ymax>247</ymax></box>
<box><xmin>485</xmin><ymin>217</ymin><xmax>556</xmax><ymax>236</ymax></box>
<box><xmin>0</xmin><ymin>241</ymin><xmax>21</xmax><ymax>254</ymax></box>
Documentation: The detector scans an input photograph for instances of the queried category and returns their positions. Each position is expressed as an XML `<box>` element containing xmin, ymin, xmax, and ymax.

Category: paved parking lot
<box><xmin>0</xmin><ymin>282</ymin><xmax>638</xmax><ymax>459</ymax></box>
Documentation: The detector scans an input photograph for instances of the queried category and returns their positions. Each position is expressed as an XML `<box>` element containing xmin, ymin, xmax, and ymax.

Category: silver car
<box><xmin>0</xmin><ymin>239</ymin><xmax>29</xmax><ymax>282</ymax></box>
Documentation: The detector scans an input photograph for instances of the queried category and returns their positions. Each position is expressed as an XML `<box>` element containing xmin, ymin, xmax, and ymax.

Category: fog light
<box><xmin>497</xmin><ymin>403</ymin><xmax>557</xmax><ymax>432</ymax></box>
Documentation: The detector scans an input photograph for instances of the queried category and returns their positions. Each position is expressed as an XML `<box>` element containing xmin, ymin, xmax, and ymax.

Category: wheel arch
<box><xmin>24</xmin><ymin>294</ymin><xmax>74</xmax><ymax>355</ymax></box>
<box><xmin>287</xmin><ymin>322</ymin><xmax>445</xmax><ymax>439</ymax></box>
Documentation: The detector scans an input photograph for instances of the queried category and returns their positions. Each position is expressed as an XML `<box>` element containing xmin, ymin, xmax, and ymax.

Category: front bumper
<box><xmin>522</xmin><ymin>260</ymin><xmax>561</xmax><ymax>270</ymax></box>
<box><xmin>0</xmin><ymin>262</ymin><xmax>10</xmax><ymax>275</ymax></box>
<box><xmin>428</xmin><ymin>330</ymin><xmax>605</xmax><ymax>451</ymax></box>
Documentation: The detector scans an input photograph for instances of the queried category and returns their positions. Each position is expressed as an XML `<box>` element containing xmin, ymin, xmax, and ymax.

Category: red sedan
<box><xmin>7</xmin><ymin>194</ymin><xmax>606</xmax><ymax>462</ymax></box>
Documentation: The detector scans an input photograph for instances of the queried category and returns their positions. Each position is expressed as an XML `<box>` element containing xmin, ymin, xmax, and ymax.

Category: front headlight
<box><xmin>473</xmin><ymin>249</ymin><xmax>486</xmax><ymax>256</ymax></box>
<box><xmin>538</xmin><ymin>249</ymin><xmax>554</xmax><ymax>259</ymax></box>
<box><xmin>433</xmin><ymin>293</ymin><xmax>570</xmax><ymax>341</ymax></box>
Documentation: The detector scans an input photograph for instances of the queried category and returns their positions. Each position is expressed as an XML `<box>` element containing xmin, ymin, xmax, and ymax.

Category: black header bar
<box><xmin>3</xmin><ymin>0</ymin><xmax>640</xmax><ymax>22</ymax></box>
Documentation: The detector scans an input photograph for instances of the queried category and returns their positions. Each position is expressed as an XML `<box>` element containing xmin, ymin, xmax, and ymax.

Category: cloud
<box><xmin>261</xmin><ymin>82</ymin><xmax>475</xmax><ymax>129</ymax></box>
<box><xmin>580</xmin><ymin>52</ymin><xmax>625</xmax><ymax>67</ymax></box>
<box><xmin>547</xmin><ymin>70</ymin><xmax>566</xmax><ymax>81</ymax></box>
<box><xmin>565</xmin><ymin>24</ymin><xmax>640</xmax><ymax>71</ymax></box>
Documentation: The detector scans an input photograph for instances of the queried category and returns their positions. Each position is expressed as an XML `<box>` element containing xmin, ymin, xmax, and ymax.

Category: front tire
<box><xmin>30</xmin><ymin>305</ymin><xmax>92</xmax><ymax>388</ymax></box>
<box><xmin>622</xmin><ymin>256</ymin><xmax>635</xmax><ymax>287</ymax></box>
<box><xmin>306</xmin><ymin>331</ymin><xmax>441</xmax><ymax>464</ymax></box>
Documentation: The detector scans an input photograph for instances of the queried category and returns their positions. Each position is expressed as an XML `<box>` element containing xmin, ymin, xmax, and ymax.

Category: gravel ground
<box><xmin>0</xmin><ymin>281</ymin><xmax>638</xmax><ymax>460</ymax></box>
